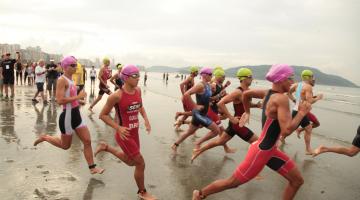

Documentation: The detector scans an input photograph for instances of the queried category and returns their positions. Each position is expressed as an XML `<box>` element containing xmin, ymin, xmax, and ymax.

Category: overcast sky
<box><xmin>1</xmin><ymin>0</ymin><xmax>359</xmax><ymax>85</ymax></box>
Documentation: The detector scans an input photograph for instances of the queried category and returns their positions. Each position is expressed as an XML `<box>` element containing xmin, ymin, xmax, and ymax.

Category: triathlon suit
<box><xmin>191</xmin><ymin>82</ymin><xmax>213</xmax><ymax>127</ymax></box>
<box><xmin>114</xmin><ymin>88</ymin><xmax>142</xmax><ymax>159</ymax></box>
<box><xmin>114</xmin><ymin>73</ymin><xmax>124</xmax><ymax>91</ymax></box>
<box><xmin>291</xmin><ymin>82</ymin><xmax>310</xmax><ymax>128</ymax></box>
<box><xmin>98</xmin><ymin>67</ymin><xmax>112</xmax><ymax>95</ymax></box>
<box><xmin>233</xmin><ymin>90</ymin><xmax>295</xmax><ymax>183</ymax></box>
<box><xmin>182</xmin><ymin>78</ymin><xmax>195</xmax><ymax>111</ymax></box>
<box><xmin>307</xmin><ymin>112</ymin><xmax>319</xmax><ymax>126</ymax></box>
<box><xmin>352</xmin><ymin>125</ymin><xmax>360</xmax><ymax>148</ymax></box>
<box><xmin>59</xmin><ymin>76</ymin><xmax>85</xmax><ymax>135</ymax></box>
<box><xmin>207</xmin><ymin>83</ymin><xmax>222</xmax><ymax>125</ymax></box>
<box><xmin>225</xmin><ymin>87</ymin><xmax>255</xmax><ymax>142</ymax></box>
<box><xmin>90</xmin><ymin>69</ymin><xmax>96</xmax><ymax>82</ymax></box>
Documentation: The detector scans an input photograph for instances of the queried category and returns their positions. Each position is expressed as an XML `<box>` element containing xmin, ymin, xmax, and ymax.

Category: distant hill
<box><xmin>146</xmin><ymin>65</ymin><xmax>359</xmax><ymax>88</ymax></box>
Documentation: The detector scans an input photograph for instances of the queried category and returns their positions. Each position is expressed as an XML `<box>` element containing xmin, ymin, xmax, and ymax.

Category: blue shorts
<box><xmin>191</xmin><ymin>109</ymin><xmax>213</xmax><ymax>127</ymax></box>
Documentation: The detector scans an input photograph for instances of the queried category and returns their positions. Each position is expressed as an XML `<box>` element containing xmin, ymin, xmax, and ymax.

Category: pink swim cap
<box><xmin>266</xmin><ymin>64</ymin><xmax>294</xmax><ymax>83</ymax></box>
<box><xmin>120</xmin><ymin>64</ymin><xmax>140</xmax><ymax>81</ymax></box>
<box><xmin>199</xmin><ymin>67</ymin><xmax>212</xmax><ymax>75</ymax></box>
<box><xmin>61</xmin><ymin>56</ymin><xmax>77</xmax><ymax>69</ymax></box>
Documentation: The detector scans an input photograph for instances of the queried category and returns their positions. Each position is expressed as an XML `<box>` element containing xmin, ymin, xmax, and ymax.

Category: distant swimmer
<box><xmin>172</xmin><ymin>67</ymin><xmax>221</xmax><ymax>153</ymax></box>
<box><xmin>287</xmin><ymin>70</ymin><xmax>323</xmax><ymax>155</ymax></box>
<box><xmin>192</xmin><ymin>68</ymin><xmax>260</xmax><ymax>162</ymax></box>
<box><xmin>174</xmin><ymin>66</ymin><xmax>199</xmax><ymax>131</ymax></box>
<box><xmin>192</xmin><ymin>64</ymin><xmax>311</xmax><ymax>200</ymax></box>
<box><xmin>313</xmin><ymin>125</ymin><xmax>360</xmax><ymax>157</ymax></box>
<box><xmin>88</xmin><ymin>57</ymin><xmax>112</xmax><ymax>113</ymax></box>
<box><xmin>33</xmin><ymin>56</ymin><xmax>104</xmax><ymax>175</ymax></box>
<box><xmin>95</xmin><ymin>65</ymin><xmax>157</xmax><ymax>200</ymax></box>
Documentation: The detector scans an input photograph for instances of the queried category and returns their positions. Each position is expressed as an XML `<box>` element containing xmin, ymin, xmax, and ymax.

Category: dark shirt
<box><xmin>46</xmin><ymin>63</ymin><xmax>59</xmax><ymax>79</ymax></box>
<box><xmin>1</xmin><ymin>59</ymin><xmax>16</xmax><ymax>77</ymax></box>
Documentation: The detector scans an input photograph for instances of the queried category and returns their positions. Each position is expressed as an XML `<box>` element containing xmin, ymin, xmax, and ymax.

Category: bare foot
<box><xmin>138</xmin><ymin>191</ymin><xmax>157</xmax><ymax>200</ymax></box>
<box><xmin>34</xmin><ymin>135</ymin><xmax>46</xmax><ymax>146</ymax></box>
<box><xmin>90</xmin><ymin>167</ymin><xmax>105</xmax><ymax>174</ymax></box>
<box><xmin>192</xmin><ymin>190</ymin><xmax>201</xmax><ymax>200</ymax></box>
<box><xmin>312</xmin><ymin>145</ymin><xmax>325</xmax><ymax>157</ymax></box>
<box><xmin>224</xmin><ymin>146</ymin><xmax>237</xmax><ymax>154</ymax></box>
<box><xmin>305</xmin><ymin>149</ymin><xmax>314</xmax><ymax>155</ymax></box>
<box><xmin>94</xmin><ymin>142</ymin><xmax>108</xmax><ymax>157</ymax></box>
<box><xmin>191</xmin><ymin>148</ymin><xmax>201</xmax><ymax>163</ymax></box>
<box><xmin>296</xmin><ymin>128</ymin><xmax>302</xmax><ymax>138</ymax></box>
<box><xmin>171</xmin><ymin>143</ymin><xmax>178</xmax><ymax>154</ymax></box>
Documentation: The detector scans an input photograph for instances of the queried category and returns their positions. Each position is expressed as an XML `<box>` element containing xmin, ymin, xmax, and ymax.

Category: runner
<box><xmin>174</xmin><ymin>66</ymin><xmax>199</xmax><ymax>131</ymax></box>
<box><xmin>313</xmin><ymin>125</ymin><xmax>360</xmax><ymax>157</ymax></box>
<box><xmin>193</xmin><ymin>68</ymin><xmax>234</xmax><ymax>153</ymax></box>
<box><xmin>287</xmin><ymin>69</ymin><xmax>323</xmax><ymax>154</ymax></box>
<box><xmin>33</xmin><ymin>56</ymin><xmax>104</xmax><ymax>175</ymax></box>
<box><xmin>88</xmin><ymin>57</ymin><xmax>112</xmax><ymax>113</ymax></box>
<box><xmin>192</xmin><ymin>64</ymin><xmax>311</xmax><ymax>200</ymax></box>
<box><xmin>109</xmin><ymin>63</ymin><xmax>123</xmax><ymax>91</ymax></box>
<box><xmin>171</xmin><ymin>67</ymin><xmax>221</xmax><ymax>153</ymax></box>
<box><xmin>72</xmin><ymin>62</ymin><xmax>86</xmax><ymax>104</ymax></box>
<box><xmin>191</xmin><ymin>68</ymin><xmax>260</xmax><ymax>162</ymax></box>
<box><xmin>94</xmin><ymin>64</ymin><xmax>157</xmax><ymax>200</ymax></box>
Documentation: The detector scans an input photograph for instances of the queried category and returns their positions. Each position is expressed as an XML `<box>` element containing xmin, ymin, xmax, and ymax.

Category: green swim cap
<box><xmin>116</xmin><ymin>63</ymin><xmax>122</xmax><ymax>69</ymax></box>
<box><xmin>213</xmin><ymin>69</ymin><xmax>225</xmax><ymax>78</ymax></box>
<box><xmin>236</xmin><ymin>68</ymin><xmax>252</xmax><ymax>80</ymax></box>
<box><xmin>189</xmin><ymin>66</ymin><xmax>199</xmax><ymax>73</ymax></box>
<box><xmin>214</xmin><ymin>66</ymin><xmax>224</xmax><ymax>71</ymax></box>
<box><xmin>301</xmin><ymin>69</ymin><xmax>313</xmax><ymax>80</ymax></box>
<box><xmin>103</xmin><ymin>57</ymin><xmax>110</xmax><ymax>65</ymax></box>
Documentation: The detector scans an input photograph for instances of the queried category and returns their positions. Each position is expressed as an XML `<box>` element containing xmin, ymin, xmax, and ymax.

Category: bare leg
<box><xmin>10</xmin><ymin>85</ymin><xmax>14</xmax><ymax>97</ymax></box>
<box><xmin>171</xmin><ymin>124</ymin><xmax>198</xmax><ymax>153</ymax></box>
<box><xmin>94</xmin><ymin>141</ymin><xmax>134</xmax><ymax>165</ymax></box>
<box><xmin>193</xmin><ymin>175</ymin><xmax>241</xmax><ymax>199</ymax></box>
<box><xmin>76</xmin><ymin>126</ymin><xmax>104</xmax><ymax>174</ymax></box>
<box><xmin>34</xmin><ymin>134</ymin><xmax>72</xmax><ymax>149</ymax></box>
<box><xmin>192</xmin><ymin>133</ymin><xmax>232</xmax><ymax>162</ymax></box>
<box><xmin>303</xmin><ymin>125</ymin><xmax>313</xmax><ymax>155</ymax></box>
<box><xmin>89</xmin><ymin>95</ymin><xmax>103</xmax><ymax>112</ymax></box>
<box><xmin>282</xmin><ymin>167</ymin><xmax>304</xmax><ymax>200</ymax></box>
<box><xmin>194</xmin><ymin>130</ymin><xmax>218</xmax><ymax>150</ymax></box>
<box><xmin>313</xmin><ymin>145</ymin><xmax>360</xmax><ymax>157</ymax></box>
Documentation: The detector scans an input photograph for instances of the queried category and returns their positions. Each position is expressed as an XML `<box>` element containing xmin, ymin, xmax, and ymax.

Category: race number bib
<box><xmin>6</xmin><ymin>65</ymin><xmax>10</xmax><ymax>69</ymax></box>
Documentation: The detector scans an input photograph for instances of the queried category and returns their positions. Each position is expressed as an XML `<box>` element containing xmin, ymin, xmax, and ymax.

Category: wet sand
<box><xmin>0</xmin><ymin>76</ymin><xmax>359</xmax><ymax>200</ymax></box>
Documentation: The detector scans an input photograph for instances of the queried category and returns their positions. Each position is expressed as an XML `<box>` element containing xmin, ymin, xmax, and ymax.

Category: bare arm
<box><xmin>99</xmin><ymin>92</ymin><xmax>122</xmax><ymax>131</ymax></box>
<box><xmin>217</xmin><ymin>89</ymin><xmax>241</xmax><ymax>121</ymax></box>
<box><xmin>242</xmin><ymin>89</ymin><xmax>267</xmax><ymax>114</ymax></box>
<box><xmin>183</xmin><ymin>82</ymin><xmax>203</xmax><ymax>100</ymax></box>
<box><xmin>277</xmin><ymin>95</ymin><xmax>311</xmax><ymax>137</ymax></box>
<box><xmin>98</xmin><ymin>67</ymin><xmax>107</xmax><ymax>86</ymax></box>
<box><xmin>180</xmin><ymin>77</ymin><xmax>192</xmax><ymax>95</ymax></box>
<box><xmin>56</xmin><ymin>78</ymin><xmax>85</xmax><ymax>105</ymax></box>
<box><xmin>109</xmin><ymin>73</ymin><xmax>117</xmax><ymax>86</ymax></box>
<box><xmin>287</xmin><ymin>83</ymin><xmax>297</xmax><ymax>103</ymax></box>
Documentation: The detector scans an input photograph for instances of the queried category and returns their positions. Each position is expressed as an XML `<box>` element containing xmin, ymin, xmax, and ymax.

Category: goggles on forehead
<box><xmin>237</xmin><ymin>75</ymin><xmax>253</xmax><ymax>80</ymax></box>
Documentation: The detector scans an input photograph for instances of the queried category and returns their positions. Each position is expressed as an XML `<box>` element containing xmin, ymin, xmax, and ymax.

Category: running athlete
<box><xmin>287</xmin><ymin>70</ymin><xmax>323</xmax><ymax>155</ymax></box>
<box><xmin>171</xmin><ymin>67</ymin><xmax>221</xmax><ymax>153</ymax></box>
<box><xmin>191</xmin><ymin>68</ymin><xmax>260</xmax><ymax>162</ymax></box>
<box><xmin>174</xmin><ymin>66</ymin><xmax>199</xmax><ymax>131</ymax></box>
<box><xmin>109</xmin><ymin>63</ymin><xmax>124</xmax><ymax>91</ymax></box>
<box><xmin>88</xmin><ymin>57</ymin><xmax>112</xmax><ymax>113</ymax></box>
<box><xmin>192</xmin><ymin>64</ymin><xmax>311</xmax><ymax>200</ymax></box>
<box><xmin>193</xmin><ymin>68</ymin><xmax>234</xmax><ymax>153</ymax></box>
<box><xmin>313</xmin><ymin>125</ymin><xmax>360</xmax><ymax>157</ymax></box>
<box><xmin>94</xmin><ymin>64</ymin><xmax>157</xmax><ymax>200</ymax></box>
<box><xmin>72</xmin><ymin>62</ymin><xmax>86</xmax><ymax>104</ymax></box>
<box><xmin>33</xmin><ymin>56</ymin><xmax>104</xmax><ymax>174</ymax></box>
<box><xmin>294</xmin><ymin>78</ymin><xmax>321</xmax><ymax>137</ymax></box>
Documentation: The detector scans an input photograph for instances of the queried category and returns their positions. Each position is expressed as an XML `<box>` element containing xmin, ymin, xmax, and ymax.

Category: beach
<box><xmin>0</xmin><ymin>71</ymin><xmax>359</xmax><ymax>200</ymax></box>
